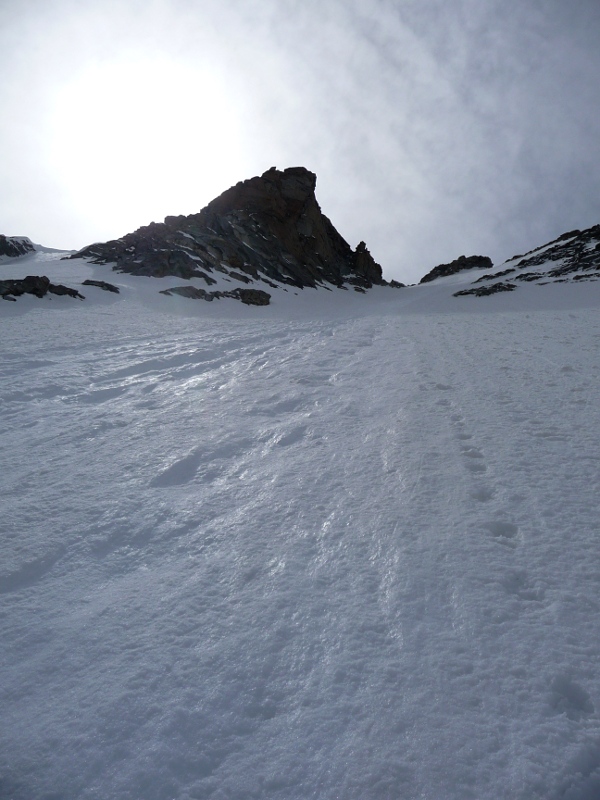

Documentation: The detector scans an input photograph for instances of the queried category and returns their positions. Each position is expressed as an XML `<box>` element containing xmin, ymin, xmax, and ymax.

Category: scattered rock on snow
<box><xmin>453</xmin><ymin>282</ymin><xmax>517</xmax><ymax>297</ymax></box>
<box><xmin>48</xmin><ymin>283</ymin><xmax>85</xmax><ymax>299</ymax></box>
<box><xmin>514</xmin><ymin>272</ymin><xmax>544</xmax><ymax>282</ymax></box>
<box><xmin>82</xmin><ymin>280</ymin><xmax>120</xmax><ymax>293</ymax></box>
<box><xmin>160</xmin><ymin>286</ymin><xmax>271</xmax><ymax>306</ymax></box>
<box><xmin>474</xmin><ymin>268</ymin><xmax>516</xmax><ymax>283</ymax></box>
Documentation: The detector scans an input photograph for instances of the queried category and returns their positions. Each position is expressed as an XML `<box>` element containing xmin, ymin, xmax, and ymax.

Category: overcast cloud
<box><xmin>1</xmin><ymin>0</ymin><xmax>600</xmax><ymax>282</ymax></box>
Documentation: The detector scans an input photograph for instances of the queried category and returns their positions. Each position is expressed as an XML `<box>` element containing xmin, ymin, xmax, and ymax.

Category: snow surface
<box><xmin>1</xmin><ymin>251</ymin><xmax>600</xmax><ymax>799</ymax></box>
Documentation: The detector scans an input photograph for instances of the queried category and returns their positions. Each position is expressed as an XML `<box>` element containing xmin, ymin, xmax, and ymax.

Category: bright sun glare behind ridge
<box><xmin>49</xmin><ymin>58</ymin><xmax>246</xmax><ymax>242</ymax></box>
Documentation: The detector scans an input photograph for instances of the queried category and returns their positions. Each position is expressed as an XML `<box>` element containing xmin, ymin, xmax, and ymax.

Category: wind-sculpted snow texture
<box><xmin>1</xmin><ymin>251</ymin><xmax>600</xmax><ymax>799</ymax></box>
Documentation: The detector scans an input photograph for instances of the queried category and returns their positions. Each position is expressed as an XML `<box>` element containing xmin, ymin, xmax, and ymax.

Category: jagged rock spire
<box><xmin>71</xmin><ymin>167</ymin><xmax>384</xmax><ymax>290</ymax></box>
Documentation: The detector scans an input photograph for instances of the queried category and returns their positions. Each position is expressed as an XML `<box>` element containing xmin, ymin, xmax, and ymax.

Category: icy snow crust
<box><xmin>2</xmin><ymin>251</ymin><xmax>600</xmax><ymax>799</ymax></box>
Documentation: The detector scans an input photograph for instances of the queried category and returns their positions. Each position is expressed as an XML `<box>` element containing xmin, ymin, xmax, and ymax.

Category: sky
<box><xmin>2</xmin><ymin>0</ymin><xmax>600</xmax><ymax>283</ymax></box>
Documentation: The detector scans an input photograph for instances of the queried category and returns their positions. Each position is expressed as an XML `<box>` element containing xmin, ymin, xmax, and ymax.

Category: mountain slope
<box><xmin>419</xmin><ymin>224</ymin><xmax>600</xmax><ymax>296</ymax></box>
<box><xmin>1</xmin><ymin>248</ymin><xmax>599</xmax><ymax>799</ymax></box>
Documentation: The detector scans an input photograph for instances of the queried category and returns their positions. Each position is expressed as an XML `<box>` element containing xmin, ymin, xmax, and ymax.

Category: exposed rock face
<box><xmin>454</xmin><ymin>282</ymin><xmax>517</xmax><ymax>297</ymax></box>
<box><xmin>160</xmin><ymin>286</ymin><xmax>271</xmax><ymax>305</ymax></box>
<box><xmin>69</xmin><ymin>167</ymin><xmax>384</xmax><ymax>289</ymax></box>
<box><xmin>0</xmin><ymin>275</ymin><xmax>50</xmax><ymax>299</ymax></box>
<box><xmin>420</xmin><ymin>254</ymin><xmax>493</xmax><ymax>284</ymax></box>
<box><xmin>0</xmin><ymin>235</ymin><xmax>35</xmax><ymax>258</ymax></box>
<box><xmin>0</xmin><ymin>276</ymin><xmax>84</xmax><ymax>301</ymax></box>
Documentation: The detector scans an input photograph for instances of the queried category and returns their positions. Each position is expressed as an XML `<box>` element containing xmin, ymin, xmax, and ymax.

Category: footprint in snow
<box><xmin>150</xmin><ymin>439</ymin><xmax>253</xmax><ymax>487</ymax></box>
<box><xmin>502</xmin><ymin>569</ymin><xmax>545</xmax><ymax>602</ymax></box>
<box><xmin>485</xmin><ymin>520</ymin><xmax>519</xmax><ymax>544</ymax></box>
<box><xmin>77</xmin><ymin>385</ymin><xmax>128</xmax><ymax>404</ymax></box>
<box><xmin>0</xmin><ymin>547</ymin><xmax>66</xmax><ymax>594</ymax></box>
<box><xmin>470</xmin><ymin>486</ymin><xmax>494</xmax><ymax>503</ymax></box>
<box><xmin>550</xmin><ymin>675</ymin><xmax>595</xmax><ymax>721</ymax></box>
<box><xmin>465</xmin><ymin>459</ymin><xmax>487</xmax><ymax>474</ymax></box>
<box><xmin>150</xmin><ymin>451</ymin><xmax>205</xmax><ymax>487</ymax></box>
<box><xmin>461</xmin><ymin>446</ymin><xmax>484</xmax><ymax>458</ymax></box>
<box><xmin>275</xmin><ymin>425</ymin><xmax>307</xmax><ymax>448</ymax></box>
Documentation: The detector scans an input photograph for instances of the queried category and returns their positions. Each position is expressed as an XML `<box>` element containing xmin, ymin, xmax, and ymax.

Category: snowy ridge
<box><xmin>424</xmin><ymin>224</ymin><xmax>600</xmax><ymax>296</ymax></box>
<box><xmin>1</xmin><ymin>249</ymin><xmax>600</xmax><ymax>799</ymax></box>
<box><xmin>0</xmin><ymin>235</ymin><xmax>35</xmax><ymax>260</ymax></box>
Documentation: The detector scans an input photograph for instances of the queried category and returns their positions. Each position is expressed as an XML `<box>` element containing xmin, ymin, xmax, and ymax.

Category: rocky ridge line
<box><xmin>449</xmin><ymin>224</ymin><xmax>600</xmax><ymax>297</ymax></box>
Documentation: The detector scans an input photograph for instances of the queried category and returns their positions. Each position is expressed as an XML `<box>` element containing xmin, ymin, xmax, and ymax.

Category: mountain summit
<box><xmin>70</xmin><ymin>167</ymin><xmax>384</xmax><ymax>291</ymax></box>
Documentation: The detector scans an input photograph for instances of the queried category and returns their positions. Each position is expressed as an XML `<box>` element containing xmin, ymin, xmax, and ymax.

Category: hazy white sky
<box><xmin>2</xmin><ymin>0</ymin><xmax>600</xmax><ymax>283</ymax></box>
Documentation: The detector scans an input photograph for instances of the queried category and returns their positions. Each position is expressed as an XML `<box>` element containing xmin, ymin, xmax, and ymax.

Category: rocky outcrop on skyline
<box><xmin>0</xmin><ymin>235</ymin><xmax>35</xmax><ymax>258</ymax></box>
<box><xmin>419</xmin><ymin>254</ymin><xmax>493</xmax><ymax>284</ymax></box>
<box><xmin>69</xmin><ymin>167</ymin><xmax>385</xmax><ymax>291</ymax></box>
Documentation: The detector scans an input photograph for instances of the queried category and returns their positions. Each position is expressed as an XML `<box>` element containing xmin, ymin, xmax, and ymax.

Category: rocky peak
<box><xmin>200</xmin><ymin>166</ymin><xmax>318</xmax><ymax>221</ymax></box>
<box><xmin>419</xmin><ymin>254</ymin><xmax>493</xmax><ymax>284</ymax></box>
<box><xmin>70</xmin><ymin>167</ymin><xmax>384</xmax><ymax>290</ymax></box>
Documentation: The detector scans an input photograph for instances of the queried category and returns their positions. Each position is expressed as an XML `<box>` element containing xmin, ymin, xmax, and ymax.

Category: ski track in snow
<box><xmin>1</xmin><ymin>258</ymin><xmax>600</xmax><ymax>799</ymax></box>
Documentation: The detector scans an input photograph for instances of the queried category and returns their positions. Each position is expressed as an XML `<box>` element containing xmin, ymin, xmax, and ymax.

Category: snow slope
<box><xmin>1</xmin><ymin>251</ymin><xmax>600</xmax><ymax>799</ymax></box>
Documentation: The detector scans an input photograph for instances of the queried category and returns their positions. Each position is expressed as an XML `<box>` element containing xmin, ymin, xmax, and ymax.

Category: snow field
<box><xmin>1</xmin><ymin>252</ymin><xmax>600</xmax><ymax>799</ymax></box>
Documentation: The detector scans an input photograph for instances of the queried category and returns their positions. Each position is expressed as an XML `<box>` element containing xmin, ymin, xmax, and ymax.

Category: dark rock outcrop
<box><xmin>420</xmin><ymin>255</ymin><xmax>493</xmax><ymax>284</ymax></box>
<box><xmin>514</xmin><ymin>272</ymin><xmax>544</xmax><ymax>282</ymax></box>
<box><xmin>573</xmin><ymin>272</ymin><xmax>600</xmax><ymax>281</ymax></box>
<box><xmin>453</xmin><ymin>282</ymin><xmax>517</xmax><ymax>297</ymax></box>
<box><xmin>0</xmin><ymin>276</ymin><xmax>84</xmax><ymax>301</ymax></box>
<box><xmin>234</xmin><ymin>288</ymin><xmax>271</xmax><ymax>306</ymax></box>
<box><xmin>0</xmin><ymin>236</ymin><xmax>35</xmax><ymax>258</ymax></box>
<box><xmin>0</xmin><ymin>275</ymin><xmax>50</xmax><ymax>299</ymax></box>
<box><xmin>160</xmin><ymin>286</ymin><xmax>271</xmax><ymax>305</ymax></box>
<box><xmin>474</xmin><ymin>268</ymin><xmax>516</xmax><ymax>283</ymax></box>
<box><xmin>69</xmin><ymin>167</ymin><xmax>384</xmax><ymax>290</ymax></box>
<box><xmin>48</xmin><ymin>283</ymin><xmax>85</xmax><ymax>299</ymax></box>
<box><xmin>82</xmin><ymin>280</ymin><xmax>120</xmax><ymax>293</ymax></box>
